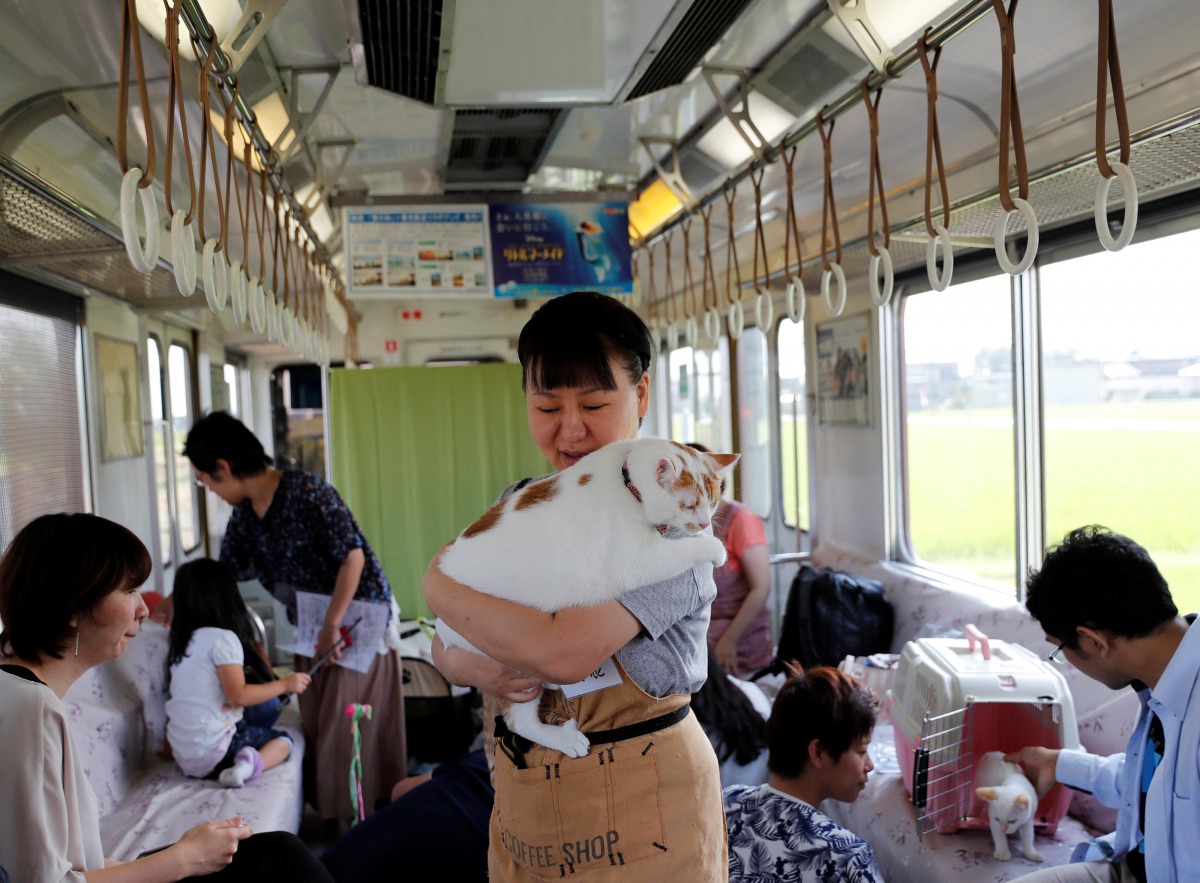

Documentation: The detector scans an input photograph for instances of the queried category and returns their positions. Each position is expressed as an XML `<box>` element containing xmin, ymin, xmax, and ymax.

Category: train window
<box><xmin>901</xmin><ymin>274</ymin><xmax>1016</xmax><ymax>586</ymax></box>
<box><xmin>777</xmin><ymin>318</ymin><xmax>809</xmax><ymax>531</ymax></box>
<box><xmin>736</xmin><ymin>326</ymin><xmax>771</xmax><ymax>517</ymax></box>
<box><xmin>147</xmin><ymin>337</ymin><xmax>172</xmax><ymax>566</ymax></box>
<box><xmin>167</xmin><ymin>343</ymin><xmax>202</xmax><ymax>554</ymax></box>
<box><xmin>1040</xmin><ymin>227</ymin><xmax>1200</xmax><ymax>614</ymax></box>
<box><xmin>666</xmin><ymin>339</ymin><xmax>733</xmax><ymax>455</ymax></box>
<box><xmin>271</xmin><ymin>365</ymin><xmax>326</xmax><ymax>477</ymax></box>
<box><xmin>0</xmin><ymin>290</ymin><xmax>84</xmax><ymax>549</ymax></box>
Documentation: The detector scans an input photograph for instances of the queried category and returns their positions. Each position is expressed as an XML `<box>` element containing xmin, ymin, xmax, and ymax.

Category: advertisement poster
<box><xmin>345</xmin><ymin>207</ymin><xmax>490</xmax><ymax>297</ymax></box>
<box><xmin>489</xmin><ymin>201</ymin><xmax>633</xmax><ymax>298</ymax></box>
<box><xmin>816</xmin><ymin>313</ymin><xmax>872</xmax><ymax>426</ymax></box>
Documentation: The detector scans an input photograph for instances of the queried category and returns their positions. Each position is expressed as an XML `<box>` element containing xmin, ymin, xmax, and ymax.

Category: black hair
<box><xmin>766</xmin><ymin>666</ymin><xmax>878</xmax><ymax>779</ymax></box>
<box><xmin>183</xmin><ymin>411</ymin><xmax>272</xmax><ymax>478</ymax></box>
<box><xmin>517</xmin><ymin>291</ymin><xmax>653</xmax><ymax>393</ymax></box>
<box><xmin>0</xmin><ymin>513</ymin><xmax>152</xmax><ymax>663</ymax></box>
<box><xmin>1025</xmin><ymin>525</ymin><xmax>1177</xmax><ymax>648</ymax></box>
<box><xmin>166</xmin><ymin>558</ymin><xmax>262</xmax><ymax>688</ymax></box>
<box><xmin>691</xmin><ymin>655</ymin><xmax>767</xmax><ymax>766</ymax></box>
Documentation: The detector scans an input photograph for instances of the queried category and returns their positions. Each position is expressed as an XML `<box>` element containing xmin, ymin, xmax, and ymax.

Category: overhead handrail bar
<box><xmin>1093</xmin><ymin>0</ymin><xmax>1137</xmax><ymax>251</ymax></box>
<box><xmin>635</xmin><ymin>0</ymin><xmax>997</xmax><ymax>250</ymax></box>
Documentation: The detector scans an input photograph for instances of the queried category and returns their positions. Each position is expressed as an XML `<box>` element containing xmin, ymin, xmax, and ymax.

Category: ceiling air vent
<box><xmin>753</xmin><ymin>24</ymin><xmax>866</xmax><ymax>118</ymax></box>
<box><xmin>351</xmin><ymin>0</ymin><xmax>444</xmax><ymax>106</ymax></box>
<box><xmin>444</xmin><ymin>108</ymin><xmax>563</xmax><ymax>188</ymax></box>
<box><xmin>625</xmin><ymin>0</ymin><xmax>757</xmax><ymax>102</ymax></box>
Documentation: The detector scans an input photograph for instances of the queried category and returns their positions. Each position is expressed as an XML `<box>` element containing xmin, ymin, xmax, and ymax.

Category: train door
<box><xmin>144</xmin><ymin>319</ymin><xmax>205</xmax><ymax>593</ymax></box>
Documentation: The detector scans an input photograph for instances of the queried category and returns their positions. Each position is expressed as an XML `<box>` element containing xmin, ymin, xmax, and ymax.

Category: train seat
<box><xmin>63</xmin><ymin>620</ymin><xmax>306</xmax><ymax>861</ymax></box>
<box><xmin>810</xmin><ymin>543</ymin><xmax>1126</xmax><ymax>881</ymax></box>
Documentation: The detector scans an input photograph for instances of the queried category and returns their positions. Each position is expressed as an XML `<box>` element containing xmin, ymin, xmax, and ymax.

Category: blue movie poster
<box><xmin>489</xmin><ymin>201</ymin><xmax>632</xmax><ymax>298</ymax></box>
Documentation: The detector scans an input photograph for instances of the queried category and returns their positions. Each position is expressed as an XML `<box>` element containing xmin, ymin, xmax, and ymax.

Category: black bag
<box><xmin>753</xmin><ymin>564</ymin><xmax>894</xmax><ymax>678</ymax></box>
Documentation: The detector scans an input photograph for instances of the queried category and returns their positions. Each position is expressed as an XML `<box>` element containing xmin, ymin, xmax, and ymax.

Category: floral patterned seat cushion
<box><xmin>64</xmin><ymin>621</ymin><xmax>305</xmax><ymax>861</ymax></box>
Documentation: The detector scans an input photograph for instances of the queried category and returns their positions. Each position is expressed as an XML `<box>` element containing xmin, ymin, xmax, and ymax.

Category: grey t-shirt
<box><xmin>498</xmin><ymin>477</ymin><xmax>716</xmax><ymax>699</ymax></box>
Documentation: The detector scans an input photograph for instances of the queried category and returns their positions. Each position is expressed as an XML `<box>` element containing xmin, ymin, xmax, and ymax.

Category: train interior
<box><xmin>2</xmin><ymin>0</ymin><xmax>1200</xmax><ymax>874</ymax></box>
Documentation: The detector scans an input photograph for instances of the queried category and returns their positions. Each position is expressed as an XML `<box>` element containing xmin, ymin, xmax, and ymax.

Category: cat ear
<box><xmin>707</xmin><ymin>453</ymin><xmax>740</xmax><ymax>471</ymax></box>
<box><xmin>976</xmin><ymin>787</ymin><xmax>998</xmax><ymax>802</ymax></box>
<box><xmin>1014</xmin><ymin>793</ymin><xmax>1031</xmax><ymax>809</ymax></box>
<box><xmin>656</xmin><ymin>457</ymin><xmax>678</xmax><ymax>486</ymax></box>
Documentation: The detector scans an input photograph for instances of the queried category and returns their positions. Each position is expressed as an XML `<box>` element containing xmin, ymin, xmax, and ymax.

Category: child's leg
<box><xmin>258</xmin><ymin>736</ymin><xmax>293</xmax><ymax>772</ymax></box>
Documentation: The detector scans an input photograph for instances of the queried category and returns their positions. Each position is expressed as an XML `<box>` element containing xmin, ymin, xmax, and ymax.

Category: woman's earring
<box><xmin>74</xmin><ymin>625</ymin><xmax>80</xmax><ymax>657</ymax></box>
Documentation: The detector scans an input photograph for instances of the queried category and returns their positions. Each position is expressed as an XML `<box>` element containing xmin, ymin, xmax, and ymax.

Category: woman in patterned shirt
<box><xmin>724</xmin><ymin>666</ymin><xmax>884</xmax><ymax>882</ymax></box>
<box><xmin>182</xmin><ymin>411</ymin><xmax>406</xmax><ymax>828</ymax></box>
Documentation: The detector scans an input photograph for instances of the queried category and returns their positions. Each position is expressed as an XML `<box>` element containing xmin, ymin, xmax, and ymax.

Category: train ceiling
<box><xmin>0</xmin><ymin>0</ymin><xmax>1199</xmax><ymax>326</ymax></box>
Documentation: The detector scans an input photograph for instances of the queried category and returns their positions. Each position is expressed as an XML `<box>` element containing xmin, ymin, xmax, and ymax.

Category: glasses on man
<box><xmin>1047</xmin><ymin>642</ymin><xmax>1068</xmax><ymax>665</ymax></box>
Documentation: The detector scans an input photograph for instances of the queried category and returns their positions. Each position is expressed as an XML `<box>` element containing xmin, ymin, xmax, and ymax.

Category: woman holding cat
<box><xmin>424</xmin><ymin>291</ymin><xmax>728</xmax><ymax>881</ymax></box>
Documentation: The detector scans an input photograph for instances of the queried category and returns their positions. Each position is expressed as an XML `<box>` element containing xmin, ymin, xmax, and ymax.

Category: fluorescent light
<box><xmin>628</xmin><ymin>178</ymin><xmax>683</xmax><ymax>240</ymax></box>
<box><xmin>696</xmin><ymin>91</ymin><xmax>795</xmax><ymax>169</ymax></box>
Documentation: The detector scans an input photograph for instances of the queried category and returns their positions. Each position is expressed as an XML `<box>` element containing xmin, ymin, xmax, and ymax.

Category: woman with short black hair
<box><xmin>0</xmin><ymin>512</ymin><xmax>331</xmax><ymax>881</ymax></box>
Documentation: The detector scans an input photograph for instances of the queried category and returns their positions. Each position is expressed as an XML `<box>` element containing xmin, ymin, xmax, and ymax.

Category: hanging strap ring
<box><xmin>821</xmin><ymin>263</ymin><xmax>847</xmax><ymax>317</ymax></box>
<box><xmin>993</xmin><ymin>197</ymin><xmax>1039</xmax><ymax>276</ymax></box>
<box><xmin>786</xmin><ymin>275</ymin><xmax>805</xmax><ymax>324</ymax></box>
<box><xmin>755</xmin><ymin>288</ymin><xmax>774</xmax><ymax>330</ymax></box>
<box><xmin>704</xmin><ymin>306</ymin><xmax>722</xmax><ymax>344</ymax></box>
<box><xmin>868</xmin><ymin>248</ymin><xmax>894</xmax><ymax>307</ymax></box>
<box><xmin>728</xmin><ymin>299</ymin><xmax>745</xmax><ymax>340</ymax></box>
<box><xmin>1095</xmin><ymin>161</ymin><xmax>1137</xmax><ymax>252</ymax></box>
<box><xmin>229</xmin><ymin>260</ymin><xmax>248</xmax><ymax>326</ymax></box>
<box><xmin>201</xmin><ymin>238</ymin><xmax>228</xmax><ymax>312</ymax></box>
<box><xmin>684</xmin><ymin>315</ymin><xmax>699</xmax><ymax>348</ymax></box>
<box><xmin>926</xmin><ymin>225</ymin><xmax>954</xmax><ymax>292</ymax></box>
<box><xmin>170</xmin><ymin>210</ymin><xmax>198</xmax><ymax>296</ymax></box>
<box><xmin>119</xmin><ymin>168</ymin><xmax>160</xmax><ymax>273</ymax></box>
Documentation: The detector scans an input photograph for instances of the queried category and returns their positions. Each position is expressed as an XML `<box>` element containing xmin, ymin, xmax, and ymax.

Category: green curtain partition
<box><xmin>329</xmin><ymin>363</ymin><xmax>549</xmax><ymax>620</ymax></box>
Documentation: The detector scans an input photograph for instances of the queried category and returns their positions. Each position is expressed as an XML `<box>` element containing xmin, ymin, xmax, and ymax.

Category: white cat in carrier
<box><xmin>887</xmin><ymin>625</ymin><xmax>1080</xmax><ymax>846</ymax></box>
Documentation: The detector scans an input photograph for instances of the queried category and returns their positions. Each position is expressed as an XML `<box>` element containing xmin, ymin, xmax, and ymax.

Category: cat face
<box><xmin>525</xmin><ymin>356</ymin><xmax>649</xmax><ymax>471</ymax></box>
<box><xmin>978</xmin><ymin>787</ymin><xmax>1033</xmax><ymax>833</ymax></box>
<box><xmin>645</xmin><ymin>447</ymin><xmax>738</xmax><ymax>534</ymax></box>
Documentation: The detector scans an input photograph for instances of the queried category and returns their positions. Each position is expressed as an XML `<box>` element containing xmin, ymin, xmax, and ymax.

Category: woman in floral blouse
<box><xmin>183</xmin><ymin>411</ymin><xmax>405</xmax><ymax>827</ymax></box>
<box><xmin>724</xmin><ymin>666</ymin><xmax>884</xmax><ymax>882</ymax></box>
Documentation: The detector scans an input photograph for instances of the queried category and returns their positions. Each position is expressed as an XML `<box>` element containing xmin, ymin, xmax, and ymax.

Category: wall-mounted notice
<box><xmin>345</xmin><ymin>207</ymin><xmax>491</xmax><ymax>297</ymax></box>
<box><xmin>489</xmin><ymin>201</ymin><xmax>633</xmax><ymax>298</ymax></box>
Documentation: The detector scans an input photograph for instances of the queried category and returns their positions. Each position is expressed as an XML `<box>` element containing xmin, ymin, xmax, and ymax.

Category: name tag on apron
<box><xmin>560</xmin><ymin>657</ymin><xmax>622</xmax><ymax>698</ymax></box>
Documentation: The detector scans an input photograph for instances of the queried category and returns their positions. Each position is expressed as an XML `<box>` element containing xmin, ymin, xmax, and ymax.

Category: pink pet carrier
<box><xmin>887</xmin><ymin>625</ymin><xmax>1080</xmax><ymax>839</ymax></box>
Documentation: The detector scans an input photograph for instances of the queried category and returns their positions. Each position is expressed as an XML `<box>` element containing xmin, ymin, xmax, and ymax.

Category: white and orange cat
<box><xmin>437</xmin><ymin>437</ymin><xmax>738</xmax><ymax>757</ymax></box>
<box><xmin>974</xmin><ymin>751</ymin><xmax>1045</xmax><ymax>862</ymax></box>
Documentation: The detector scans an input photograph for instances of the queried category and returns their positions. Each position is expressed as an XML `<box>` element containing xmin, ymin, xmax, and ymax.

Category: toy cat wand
<box><xmin>280</xmin><ymin>616</ymin><xmax>363</xmax><ymax>706</ymax></box>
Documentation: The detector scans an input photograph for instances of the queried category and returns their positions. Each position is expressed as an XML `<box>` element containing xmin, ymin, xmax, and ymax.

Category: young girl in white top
<box><xmin>166</xmin><ymin>558</ymin><xmax>310</xmax><ymax>787</ymax></box>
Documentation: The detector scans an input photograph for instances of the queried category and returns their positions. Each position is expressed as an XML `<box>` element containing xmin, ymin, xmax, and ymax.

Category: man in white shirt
<box><xmin>1008</xmin><ymin>525</ymin><xmax>1199</xmax><ymax>883</ymax></box>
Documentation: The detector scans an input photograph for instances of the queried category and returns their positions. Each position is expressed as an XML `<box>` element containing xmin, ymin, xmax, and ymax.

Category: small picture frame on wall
<box><xmin>95</xmin><ymin>335</ymin><xmax>144</xmax><ymax>460</ymax></box>
<box><xmin>816</xmin><ymin>313</ymin><xmax>872</xmax><ymax>426</ymax></box>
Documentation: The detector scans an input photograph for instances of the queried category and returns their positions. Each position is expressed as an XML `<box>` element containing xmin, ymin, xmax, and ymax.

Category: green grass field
<box><xmin>908</xmin><ymin>400</ymin><xmax>1200</xmax><ymax>613</ymax></box>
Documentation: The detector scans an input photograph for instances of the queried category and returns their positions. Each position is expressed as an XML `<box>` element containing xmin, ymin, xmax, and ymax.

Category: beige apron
<box><xmin>488</xmin><ymin>659</ymin><xmax>727</xmax><ymax>881</ymax></box>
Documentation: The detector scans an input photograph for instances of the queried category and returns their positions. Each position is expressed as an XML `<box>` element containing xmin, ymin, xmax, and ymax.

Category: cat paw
<box><xmin>993</xmin><ymin>847</ymin><xmax>1012</xmax><ymax>861</ymax></box>
<box><xmin>1023</xmin><ymin>849</ymin><xmax>1045</xmax><ymax>863</ymax></box>
<box><xmin>547</xmin><ymin>719</ymin><xmax>591</xmax><ymax>759</ymax></box>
